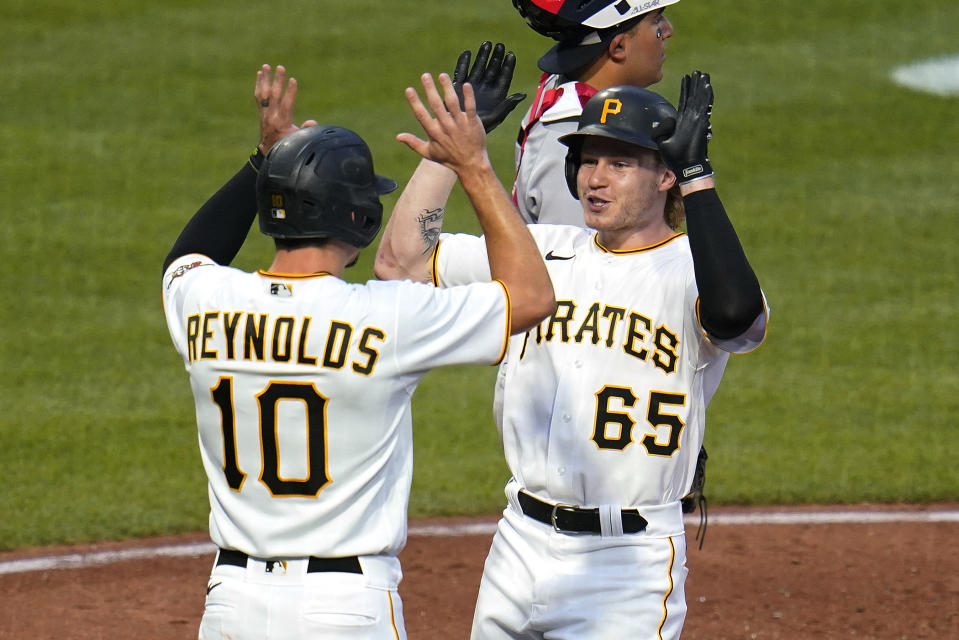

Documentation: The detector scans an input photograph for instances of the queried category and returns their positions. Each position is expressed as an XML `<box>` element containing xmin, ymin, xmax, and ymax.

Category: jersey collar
<box><xmin>540</xmin><ymin>77</ymin><xmax>597</xmax><ymax>123</ymax></box>
<box><xmin>592</xmin><ymin>232</ymin><xmax>685</xmax><ymax>254</ymax></box>
<box><xmin>256</xmin><ymin>270</ymin><xmax>333</xmax><ymax>279</ymax></box>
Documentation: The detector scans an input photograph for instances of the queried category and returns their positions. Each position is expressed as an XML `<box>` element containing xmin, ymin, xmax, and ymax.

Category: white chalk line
<box><xmin>890</xmin><ymin>53</ymin><xmax>959</xmax><ymax>96</ymax></box>
<box><xmin>0</xmin><ymin>542</ymin><xmax>216</xmax><ymax>576</ymax></box>
<box><xmin>2</xmin><ymin>510</ymin><xmax>957</xmax><ymax>576</ymax></box>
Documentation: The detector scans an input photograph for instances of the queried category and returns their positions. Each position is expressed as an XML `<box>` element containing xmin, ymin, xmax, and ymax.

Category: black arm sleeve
<box><xmin>162</xmin><ymin>152</ymin><xmax>264</xmax><ymax>275</ymax></box>
<box><xmin>683</xmin><ymin>188</ymin><xmax>764</xmax><ymax>340</ymax></box>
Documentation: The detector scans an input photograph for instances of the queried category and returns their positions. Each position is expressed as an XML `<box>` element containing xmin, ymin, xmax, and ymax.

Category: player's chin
<box><xmin>583</xmin><ymin>208</ymin><xmax>611</xmax><ymax>230</ymax></box>
<box><xmin>641</xmin><ymin>62</ymin><xmax>665</xmax><ymax>87</ymax></box>
<box><xmin>647</xmin><ymin>68</ymin><xmax>664</xmax><ymax>87</ymax></box>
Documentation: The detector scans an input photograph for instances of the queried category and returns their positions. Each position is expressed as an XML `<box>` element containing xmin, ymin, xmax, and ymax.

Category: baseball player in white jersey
<box><xmin>375</xmin><ymin>70</ymin><xmax>768</xmax><ymax>638</ymax></box>
<box><xmin>512</xmin><ymin>0</ymin><xmax>712</xmax><ymax>530</ymax></box>
<box><xmin>510</xmin><ymin>0</ymin><xmax>680</xmax><ymax>225</ymax></box>
<box><xmin>161</xmin><ymin>65</ymin><xmax>554</xmax><ymax>640</ymax></box>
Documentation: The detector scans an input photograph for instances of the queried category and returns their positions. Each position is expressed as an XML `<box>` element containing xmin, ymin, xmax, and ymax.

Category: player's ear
<box><xmin>660</xmin><ymin>167</ymin><xmax>677</xmax><ymax>192</ymax></box>
<box><xmin>607</xmin><ymin>33</ymin><xmax>629</xmax><ymax>63</ymax></box>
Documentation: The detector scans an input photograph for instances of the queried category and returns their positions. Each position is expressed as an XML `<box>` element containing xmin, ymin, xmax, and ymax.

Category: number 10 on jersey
<box><xmin>210</xmin><ymin>376</ymin><xmax>330</xmax><ymax>497</ymax></box>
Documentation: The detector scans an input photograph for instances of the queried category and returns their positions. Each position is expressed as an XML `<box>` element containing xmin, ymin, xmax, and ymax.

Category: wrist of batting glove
<box><xmin>651</xmin><ymin>70</ymin><xmax>714</xmax><ymax>185</ymax></box>
<box><xmin>452</xmin><ymin>41</ymin><xmax>527</xmax><ymax>133</ymax></box>
<box><xmin>671</xmin><ymin>156</ymin><xmax>713</xmax><ymax>185</ymax></box>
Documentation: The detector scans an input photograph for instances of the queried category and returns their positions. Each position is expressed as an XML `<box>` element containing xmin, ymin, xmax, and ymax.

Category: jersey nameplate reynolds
<box><xmin>184</xmin><ymin>311</ymin><xmax>385</xmax><ymax>375</ymax></box>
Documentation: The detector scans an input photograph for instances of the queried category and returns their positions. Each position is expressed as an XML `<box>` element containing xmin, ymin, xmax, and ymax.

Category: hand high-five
<box><xmin>452</xmin><ymin>41</ymin><xmax>526</xmax><ymax>133</ymax></box>
<box><xmin>254</xmin><ymin>64</ymin><xmax>318</xmax><ymax>155</ymax></box>
<box><xmin>652</xmin><ymin>70</ymin><xmax>714</xmax><ymax>185</ymax></box>
<box><xmin>398</xmin><ymin>72</ymin><xmax>490</xmax><ymax>175</ymax></box>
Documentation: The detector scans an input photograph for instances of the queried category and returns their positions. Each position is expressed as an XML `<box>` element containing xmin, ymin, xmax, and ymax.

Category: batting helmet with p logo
<box><xmin>558</xmin><ymin>85</ymin><xmax>677</xmax><ymax>198</ymax></box>
<box><xmin>599</xmin><ymin>98</ymin><xmax>622</xmax><ymax>123</ymax></box>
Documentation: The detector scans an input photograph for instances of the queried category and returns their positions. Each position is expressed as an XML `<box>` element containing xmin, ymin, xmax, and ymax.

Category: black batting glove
<box><xmin>652</xmin><ymin>70</ymin><xmax>714</xmax><ymax>185</ymax></box>
<box><xmin>452</xmin><ymin>41</ymin><xmax>526</xmax><ymax>133</ymax></box>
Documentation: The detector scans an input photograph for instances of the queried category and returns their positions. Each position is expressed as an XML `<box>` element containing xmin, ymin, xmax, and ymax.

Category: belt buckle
<box><xmin>549</xmin><ymin>502</ymin><xmax>574</xmax><ymax>532</ymax></box>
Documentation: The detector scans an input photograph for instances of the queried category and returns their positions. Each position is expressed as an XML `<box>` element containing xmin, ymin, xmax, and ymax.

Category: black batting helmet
<box><xmin>256</xmin><ymin>126</ymin><xmax>397</xmax><ymax>248</ymax></box>
<box><xmin>558</xmin><ymin>85</ymin><xmax>677</xmax><ymax>198</ymax></box>
<box><xmin>511</xmin><ymin>0</ymin><xmax>679</xmax><ymax>41</ymax></box>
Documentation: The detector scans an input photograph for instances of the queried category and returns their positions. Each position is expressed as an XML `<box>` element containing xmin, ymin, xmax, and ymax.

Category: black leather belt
<box><xmin>518</xmin><ymin>490</ymin><xmax>648</xmax><ymax>534</ymax></box>
<box><xmin>216</xmin><ymin>548</ymin><xmax>362</xmax><ymax>574</ymax></box>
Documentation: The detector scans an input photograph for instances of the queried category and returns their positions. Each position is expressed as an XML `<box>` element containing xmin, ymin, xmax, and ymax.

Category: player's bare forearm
<box><xmin>383</xmin><ymin>73</ymin><xmax>487</xmax><ymax>282</ymax></box>
<box><xmin>374</xmin><ymin>158</ymin><xmax>457</xmax><ymax>283</ymax></box>
<box><xmin>678</xmin><ymin>175</ymin><xmax>715</xmax><ymax>196</ymax></box>
<box><xmin>392</xmin><ymin>71</ymin><xmax>554</xmax><ymax>330</ymax></box>
<box><xmin>460</xmin><ymin>164</ymin><xmax>556</xmax><ymax>334</ymax></box>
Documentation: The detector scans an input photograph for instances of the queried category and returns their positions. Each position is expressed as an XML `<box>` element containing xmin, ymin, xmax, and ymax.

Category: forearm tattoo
<box><xmin>417</xmin><ymin>208</ymin><xmax>444</xmax><ymax>255</ymax></box>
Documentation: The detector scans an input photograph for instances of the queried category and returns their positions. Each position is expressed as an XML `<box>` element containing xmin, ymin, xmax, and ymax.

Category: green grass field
<box><xmin>1</xmin><ymin>0</ymin><xmax>957</xmax><ymax>551</ymax></box>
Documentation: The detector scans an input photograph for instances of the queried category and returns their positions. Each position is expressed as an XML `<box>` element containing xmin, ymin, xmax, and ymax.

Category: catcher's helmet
<box><xmin>511</xmin><ymin>0</ymin><xmax>679</xmax><ymax>41</ymax></box>
<box><xmin>256</xmin><ymin>126</ymin><xmax>397</xmax><ymax>248</ymax></box>
<box><xmin>558</xmin><ymin>85</ymin><xmax>677</xmax><ymax>198</ymax></box>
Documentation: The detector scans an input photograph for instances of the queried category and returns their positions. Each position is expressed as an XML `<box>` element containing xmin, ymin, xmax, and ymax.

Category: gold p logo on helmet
<box><xmin>600</xmin><ymin>98</ymin><xmax>622</xmax><ymax>123</ymax></box>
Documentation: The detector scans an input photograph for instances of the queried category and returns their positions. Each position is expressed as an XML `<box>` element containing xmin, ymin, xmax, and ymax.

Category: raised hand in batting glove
<box><xmin>651</xmin><ymin>70</ymin><xmax>714</xmax><ymax>185</ymax></box>
<box><xmin>452</xmin><ymin>41</ymin><xmax>526</xmax><ymax>133</ymax></box>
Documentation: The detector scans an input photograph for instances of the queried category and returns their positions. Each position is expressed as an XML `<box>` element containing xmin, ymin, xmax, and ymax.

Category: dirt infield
<box><xmin>1</xmin><ymin>504</ymin><xmax>957</xmax><ymax>639</ymax></box>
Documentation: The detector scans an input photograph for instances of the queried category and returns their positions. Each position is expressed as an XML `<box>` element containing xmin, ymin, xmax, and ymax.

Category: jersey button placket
<box><xmin>554</xmin><ymin>413</ymin><xmax>571</xmax><ymax>480</ymax></box>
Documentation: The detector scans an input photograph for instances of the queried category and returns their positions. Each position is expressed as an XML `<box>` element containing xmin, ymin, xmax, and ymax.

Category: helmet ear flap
<box><xmin>564</xmin><ymin>147</ymin><xmax>580</xmax><ymax>200</ymax></box>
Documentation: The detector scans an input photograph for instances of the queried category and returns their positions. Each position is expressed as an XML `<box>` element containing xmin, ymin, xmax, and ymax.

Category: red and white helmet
<box><xmin>512</xmin><ymin>0</ymin><xmax>680</xmax><ymax>41</ymax></box>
